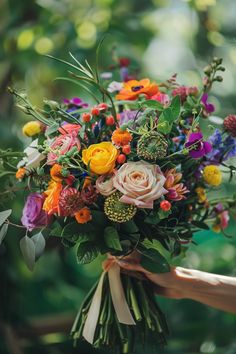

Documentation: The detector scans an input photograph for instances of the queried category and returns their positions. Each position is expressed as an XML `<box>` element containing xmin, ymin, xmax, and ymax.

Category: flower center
<box><xmin>131</xmin><ymin>85</ymin><xmax>144</xmax><ymax>92</ymax></box>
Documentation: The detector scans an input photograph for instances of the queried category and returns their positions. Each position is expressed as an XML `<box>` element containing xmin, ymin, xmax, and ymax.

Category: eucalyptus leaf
<box><xmin>0</xmin><ymin>209</ymin><xmax>12</xmax><ymax>227</ymax></box>
<box><xmin>0</xmin><ymin>223</ymin><xmax>9</xmax><ymax>245</ymax></box>
<box><xmin>31</xmin><ymin>232</ymin><xmax>46</xmax><ymax>259</ymax></box>
<box><xmin>20</xmin><ymin>235</ymin><xmax>36</xmax><ymax>271</ymax></box>
<box><xmin>104</xmin><ymin>226</ymin><xmax>122</xmax><ymax>251</ymax></box>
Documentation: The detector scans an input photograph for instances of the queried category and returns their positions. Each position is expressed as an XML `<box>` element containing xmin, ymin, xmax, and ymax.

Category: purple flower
<box><xmin>63</xmin><ymin>97</ymin><xmax>88</xmax><ymax>108</ymax></box>
<box><xmin>119</xmin><ymin>110</ymin><xmax>139</xmax><ymax>126</ymax></box>
<box><xmin>185</xmin><ymin>132</ymin><xmax>212</xmax><ymax>158</ymax></box>
<box><xmin>201</xmin><ymin>93</ymin><xmax>215</xmax><ymax>114</ymax></box>
<box><xmin>21</xmin><ymin>193</ymin><xmax>52</xmax><ymax>231</ymax></box>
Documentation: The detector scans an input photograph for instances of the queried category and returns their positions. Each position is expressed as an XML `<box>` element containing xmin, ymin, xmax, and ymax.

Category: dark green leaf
<box><xmin>191</xmin><ymin>220</ymin><xmax>209</xmax><ymax>230</ymax></box>
<box><xmin>0</xmin><ymin>223</ymin><xmax>9</xmax><ymax>245</ymax></box>
<box><xmin>76</xmin><ymin>242</ymin><xmax>99</xmax><ymax>264</ymax></box>
<box><xmin>120</xmin><ymin>220</ymin><xmax>139</xmax><ymax>234</ymax></box>
<box><xmin>62</xmin><ymin>222</ymin><xmax>96</xmax><ymax>244</ymax></box>
<box><xmin>0</xmin><ymin>209</ymin><xmax>12</xmax><ymax>227</ymax></box>
<box><xmin>20</xmin><ymin>235</ymin><xmax>35</xmax><ymax>271</ymax></box>
<box><xmin>104</xmin><ymin>226</ymin><xmax>122</xmax><ymax>251</ymax></box>
<box><xmin>139</xmin><ymin>246</ymin><xmax>170</xmax><ymax>273</ymax></box>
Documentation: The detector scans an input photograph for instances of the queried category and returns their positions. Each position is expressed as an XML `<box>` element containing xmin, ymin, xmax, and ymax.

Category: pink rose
<box><xmin>96</xmin><ymin>174</ymin><xmax>116</xmax><ymax>196</ymax></box>
<box><xmin>58</xmin><ymin>123</ymin><xmax>81</xmax><ymax>135</ymax></box>
<box><xmin>113</xmin><ymin>161</ymin><xmax>167</xmax><ymax>209</ymax></box>
<box><xmin>47</xmin><ymin>132</ymin><xmax>81</xmax><ymax>165</ymax></box>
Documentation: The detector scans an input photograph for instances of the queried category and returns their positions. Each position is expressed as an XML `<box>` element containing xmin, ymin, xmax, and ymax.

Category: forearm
<box><xmin>175</xmin><ymin>267</ymin><xmax>236</xmax><ymax>314</ymax></box>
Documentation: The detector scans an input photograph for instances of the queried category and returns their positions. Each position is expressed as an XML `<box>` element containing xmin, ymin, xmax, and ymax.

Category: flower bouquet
<box><xmin>1</xmin><ymin>51</ymin><xmax>236</xmax><ymax>353</ymax></box>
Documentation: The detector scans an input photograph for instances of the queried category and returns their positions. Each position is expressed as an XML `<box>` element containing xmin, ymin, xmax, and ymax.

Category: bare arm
<box><xmin>118</xmin><ymin>261</ymin><xmax>236</xmax><ymax>314</ymax></box>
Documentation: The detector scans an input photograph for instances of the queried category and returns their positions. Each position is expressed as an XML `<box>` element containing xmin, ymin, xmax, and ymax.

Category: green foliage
<box><xmin>104</xmin><ymin>226</ymin><xmax>122</xmax><ymax>251</ymax></box>
<box><xmin>76</xmin><ymin>242</ymin><xmax>100</xmax><ymax>264</ymax></box>
<box><xmin>138</xmin><ymin>245</ymin><xmax>170</xmax><ymax>273</ymax></box>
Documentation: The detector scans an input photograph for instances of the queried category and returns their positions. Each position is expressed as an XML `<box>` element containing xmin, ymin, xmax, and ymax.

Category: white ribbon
<box><xmin>82</xmin><ymin>262</ymin><xmax>135</xmax><ymax>344</ymax></box>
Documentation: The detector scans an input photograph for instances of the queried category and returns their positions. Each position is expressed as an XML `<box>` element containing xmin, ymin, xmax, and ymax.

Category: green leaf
<box><xmin>139</xmin><ymin>246</ymin><xmax>170</xmax><ymax>273</ymax></box>
<box><xmin>141</xmin><ymin>239</ymin><xmax>170</xmax><ymax>261</ymax></box>
<box><xmin>169</xmin><ymin>95</ymin><xmax>181</xmax><ymax>119</ymax></box>
<box><xmin>191</xmin><ymin>220</ymin><xmax>209</xmax><ymax>230</ymax></box>
<box><xmin>31</xmin><ymin>232</ymin><xmax>45</xmax><ymax>260</ymax></box>
<box><xmin>76</xmin><ymin>242</ymin><xmax>99</xmax><ymax>264</ymax></box>
<box><xmin>62</xmin><ymin>222</ymin><xmax>96</xmax><ymax>244</ymax></box>
<box><xmin>45</xmin><ymin>122</ymin><xmax>60</xmax><ymax>136</ymax></box>
<box><xmin>120</xmin><ymin>220</ymin><xmax>139</xmax><ymax>234</ymax></box>
<box><xmin>157</xmin><ymin>120</ymin><xmax>172</xmax><ymax>134</ymax></box>
<box><xmin>158</xmin><ymin>209</ymin><xmax>172</xmax><ymax>220</ymax></box>
<box><xmin>0</xmin><ymin>223</ymin><xmax>9</xmax><ymax>245</ymax></box>
<box><xmin>0</xmin><ymin>209</ymin><xmax>12</xmax><ymax>227</ymax></box>
<box><xmin>140</xmin><ymin>99</ymin><xmax>163</xmax><ymax>110</ymax></box>
<box><xmin>104</xmin><ymin>226</ymin><xmax>122</xmax><ymax>251</ymax></box>
<box><xmin>20</xmin><ymin>235</ymin><xmax>35</xmax><ymax>271</ymax></box>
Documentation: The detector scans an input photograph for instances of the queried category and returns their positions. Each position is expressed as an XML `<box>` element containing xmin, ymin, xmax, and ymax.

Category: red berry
<box><xmin>160</xmin><ymin>200</ymin><xmax>171</xmax><ymax>212</ymax></box>
<box><xmin>91</xmin><ymin>107</ymin><xmax>100</xmax><ymax>116</ymax></box>
<box><xmin>122</xmin><ymin>145</ymin><xmax>131</xmax><ymax>155</ymax></box>
<box><xmin>98</xmin><ymin>103</ymin><xmax>108</xmax><ymax>112</ymax></box>
<box><xmin>116</xmin><ymin>154</ymin><xmax>126</xmax><ymax>164</ymax></box>
<box><xmin>106</xmin><ymin>115</ymin><xmax>115</xmax><ymax>126</ymax></box>
<box><xmin>82</xmin><ymin>113</ymin><xmax>91</xmax><ymax>123</ymax></box>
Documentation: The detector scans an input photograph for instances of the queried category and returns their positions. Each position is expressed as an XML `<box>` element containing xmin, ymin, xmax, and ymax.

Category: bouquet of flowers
<box><xmin>1</xmin><ymin>51</ymin><xmax>236</xmax><ymax>353</ymax></box>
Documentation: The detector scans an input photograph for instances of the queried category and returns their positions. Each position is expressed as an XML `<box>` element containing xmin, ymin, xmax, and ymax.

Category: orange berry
<box><xmin>82</xmin><ymin>113</ymin><xmax>91</xmax><ymax>123</ymax></box>
<box><xmin>91</xmin><ymin>107</ymin><xmax>100</xmax><ymax>116</ymax></box>
<box><xmin>106</xmin><ymin>115</ymin><xmax>115</xmax><ymax>126</ymax></box>
<box><xmin>160</xmin><ymin>200</ymin><xmax>171</xmax><ymax>212</ymax></box>
<box><xmin>122</xmin><ymin>145</ymin><xmax>131</xmax><ymax>155</ymax></box>
<box><xmin>117</xmin><ymin>154</ymin><xmax>126</xmax><ymax>164</ymax></box>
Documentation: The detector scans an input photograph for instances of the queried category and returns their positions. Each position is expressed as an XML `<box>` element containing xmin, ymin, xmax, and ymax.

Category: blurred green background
<box><xmin>0</xmin><ymin>0</ymin><xmax>236</xmax><ymax>353</ymax></box>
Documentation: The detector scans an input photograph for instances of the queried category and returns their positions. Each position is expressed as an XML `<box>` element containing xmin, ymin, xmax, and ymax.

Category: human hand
<box><xmin>118</xmin><ymin>259</ymin><xmax>185</xmax><ymax>299</ymax></box>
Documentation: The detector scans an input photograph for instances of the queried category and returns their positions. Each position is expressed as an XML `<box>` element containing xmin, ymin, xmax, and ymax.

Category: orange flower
<box><xmin>83</xmin><ymin>176</ymin><xmax>92</xmax><ymax>189</ymax></box>
<box><xmin>116</xmin><ymin>79</ymin><xmax>159</xmax><ymax>101</ymax></box>
<box><xmin>112</xmin><ymin>129</ymin><xmax>132</xmax><ymax>147</ymax></box>
<box><xmin>50</xmin><ymin>164</ymin><xmax>63</xmax><ymax>182</ymax></box>
<box><xmin>74</xmin><ymin>207</ymin><xmax>92</xmax><ymax>224</ymax></box>
<box><xmin>16</xmin><ymin>167</ymin><xmax>26</xmax><ymax>180</ymax></box>
<box><xmin>43</xmin><ymin>180</ymin><xmax>63</xmax><ymax>215</ymax></box>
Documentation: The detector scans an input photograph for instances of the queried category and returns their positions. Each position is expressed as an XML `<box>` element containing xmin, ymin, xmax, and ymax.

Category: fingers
<box><xmin>117</xmin><ymin>260</ymin><xmax>150</xmax><ymax>275</ymax></box>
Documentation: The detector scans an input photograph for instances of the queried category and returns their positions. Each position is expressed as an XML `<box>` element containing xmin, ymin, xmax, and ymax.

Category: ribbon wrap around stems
<box><xmin>82</xmin><ymin>256</ymin><xmax>136</xmax><ymax>344</ymax></box>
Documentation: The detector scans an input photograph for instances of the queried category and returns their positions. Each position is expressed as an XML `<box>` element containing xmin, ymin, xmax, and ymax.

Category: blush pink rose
<box><xmin>47</xmin><ymin>132</ymin><xmax>81</xmax><ymax>165</ymax></box>
<box><xmin>58</xmin><ymin>123</ymin><xmax>81</xmax><ymax>135</ymax></box>
<box><xmin>96</xmin><ymin>174</ymin><xmax>116</xmax><ymax>196</ymax></box>
<box><xmin>113</xmin><ymin>161</ymin><xmax>167</xmax><ymax>209</ymax></box>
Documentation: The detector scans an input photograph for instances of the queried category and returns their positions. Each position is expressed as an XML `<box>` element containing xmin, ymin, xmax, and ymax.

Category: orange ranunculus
<box><xmin>50</xmin><ymin>164</ymin><xmax>63</xmax><ymax>182</ymax></box>
<box><xmin>16</xmin><ymin>167</ymin><xmax>26</xmax><ymax>180</ymax></box>
<box><xmin>116</xmin><ymin>79</ymin><xmax>159</xmax><ymax>101</ymax></box>
<box><xmin>74</xmin><ymin>207</ymin><xmax>92</xmax><ymax>224</ymax></box>
<box><xmin>112</xmin><ymin>128</ymin><xmax>132</xmax><ymax>147</ymax></box>
<box><xmin>43</xmin><ymin>180</ymin><xmax>63</xmax><ymax>215</ymax></box>
<box><xmin>82</xmin><ymin>142</ymin><xmax>118</xmax><ymax>175</ymax></box>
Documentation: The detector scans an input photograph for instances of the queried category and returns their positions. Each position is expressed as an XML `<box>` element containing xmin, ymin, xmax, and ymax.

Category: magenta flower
<box><xmin>185</xmin><ymin>132</ymin><xmax>212</xmax><ymax>158</ymax></box>
<box><xmin>63</xmin><ymin>97</ymin><xmax>88</xmax><ymax>108</ymax></box>
<box><xmin>201</xmin><ymin>93</ymin><xmax>215</xmax><ymax>114</ymax></box>
<box><xmin>21</xmin><ymin>193</ymin><xmax>52</xmax><ymax>231</ymax></box>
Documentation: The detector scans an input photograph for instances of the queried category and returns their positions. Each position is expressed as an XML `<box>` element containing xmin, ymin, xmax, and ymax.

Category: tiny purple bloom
<box><xmin>201</xmin><ymin>93</ymin><xmax>215</xmax><ymax>114</ymax></box>
<box><xmin>185</xmin><ymin>132</ymin><xmax>212</xmax><ymax>158</ymax></box>
<box><xmin>21</xmin><ymin>193</ymin><xmax>52</xmax><ymax>231</ymax></box>
<box><xmin>63</xmin><ymin>97</ymin><xmax>88</xmax><ymax>108</ymax></box>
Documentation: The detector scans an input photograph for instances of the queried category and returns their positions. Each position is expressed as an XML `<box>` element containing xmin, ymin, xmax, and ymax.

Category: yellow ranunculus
<box><xmin>22</xmin><ymin>121</ymin><xmax>41</xmax><ymax>137</ymax></box>
<box><xmin>82</xmin><ymin>142</ymin><xmax>118</xmax><ymax>175</ymax></box>
<box><xmin>203</xmin><ymin>165</ymin><xmax>222</xmax><ymax>186</ymax></box>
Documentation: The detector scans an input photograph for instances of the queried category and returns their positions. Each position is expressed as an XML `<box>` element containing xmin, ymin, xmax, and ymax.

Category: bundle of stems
<box><xmin>71</xmin><ymin>273</ymin><xmax>169</xmax><ymax>353</ymax></box>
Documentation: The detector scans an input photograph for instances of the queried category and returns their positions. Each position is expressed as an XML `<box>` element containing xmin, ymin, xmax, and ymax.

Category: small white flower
<box><xmin>107</xmin><ymin>81</ymin><xmax>123</xmax><ymax>93</ymax></box>
<box><xmin>17</xmin><ymin>139</ymin><xmax>45</xmax><ymax>169</ymax></box>
<box><xmin>100</xmin><ymin>72</ymin><xmax>113</xmax><ymax>80</ymax></box>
